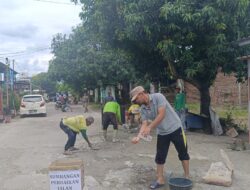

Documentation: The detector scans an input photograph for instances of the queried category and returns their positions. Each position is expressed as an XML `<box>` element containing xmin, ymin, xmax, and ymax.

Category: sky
<box><xmin>0</xmin><ymin>0</ymin><xmax>82</xmax><ymax>77</ymax></box>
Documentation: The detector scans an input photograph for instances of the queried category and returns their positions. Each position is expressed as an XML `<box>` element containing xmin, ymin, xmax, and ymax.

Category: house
<box><xmin>14</xmin><ymin>78</ymin><xmax>32</xmax><ymax>94</ymax></box>
<box><xmin>0</xmin><ymin>61</ymin><xmax>18</xmax><ymax>86</ymax></box>
<box><xmin>0</xmin><ymin>61</ymin><xmax>18</xmax><ymax>118</ymax></box>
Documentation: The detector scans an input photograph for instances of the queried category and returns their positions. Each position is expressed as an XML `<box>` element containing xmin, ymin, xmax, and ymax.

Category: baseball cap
<box><xmin>130</xmin><ymin>86</ymin><xmax>145</xmax><ymax>102</ymax></box>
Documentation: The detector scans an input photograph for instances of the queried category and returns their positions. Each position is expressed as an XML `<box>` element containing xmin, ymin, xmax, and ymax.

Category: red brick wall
<box><xmin>185</xmin><ymin>82</ymin><xmax>200</xmax><ymax>104</ymax></box>
<box><xmin>185</xmin><ymin>72</ymin><xmax>248</xmax><ymax>106</ymax></box>
<box><xmin>210</xmin><ymin>73</ymin><xmax>248</xmax><ymax>106</ymax></box>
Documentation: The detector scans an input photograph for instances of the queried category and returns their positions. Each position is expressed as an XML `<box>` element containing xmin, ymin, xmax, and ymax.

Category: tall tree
<box><xmin>31</xmin><ymin>72</ymin><xmax>56</xmax><ymax>95</ymax></box>
<box><xmin>48</xmin><ymin>26</ymin><xmax>136</xmax><ymax>94</ymax></box>
<box><xmin>74</xmin><ymin>0</ymin><xmax>250</xmax><ymax>118</ymax></box>
<box><xmin>157</xmin><ymin>0</ymin><xmax>250</xmax><ymax>116</ymax></box>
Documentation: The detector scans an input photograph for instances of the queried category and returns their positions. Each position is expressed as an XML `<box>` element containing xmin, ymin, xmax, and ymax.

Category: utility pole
<box><xmin>30</xmin><ymin>79</ymin><xmax>32</xmax><ymax>94</ymax></box>
<box><xmin>12</xmin><ymin>59</ymin><xmax>16</xmax><ymax>116</ymax></box>
<box><xmin>5</xmin><ymin>58</ymin><xmax>9</xmax><ymax>110</ymax></box>
<box><xmin>12</xmin><ymin>59</ymin><xmax>15</xmax><ymax>91</ymax></box>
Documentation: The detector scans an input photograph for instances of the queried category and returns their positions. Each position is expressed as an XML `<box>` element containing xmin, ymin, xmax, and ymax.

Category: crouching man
<box><xmin>60</xmin><ymin>115</ymin><xmax>94</xmax><ymax>155</ymax></box>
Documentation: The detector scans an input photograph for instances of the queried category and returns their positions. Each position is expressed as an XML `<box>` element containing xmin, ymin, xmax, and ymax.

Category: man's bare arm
<box><xmin>140</xmin><ymin>106</ymin><xmax>165</xmax><ymax>136</ymax></box>
<box><xmin>148</xmin><ymin>106</ymin><xmax>165</xmax><ymax>130</ymax></box>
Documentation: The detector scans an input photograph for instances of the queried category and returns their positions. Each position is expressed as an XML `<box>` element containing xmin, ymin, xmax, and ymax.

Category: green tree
<box><xmin>157</xmin><ymin>0</ymin><xmax>250</xmax><ymax>116</ymax></box>
<box><xmin>31</xmin><ymin>72</ymin><xmax>56</xmax><ymax>95</ymax></box>
<box><xmin>74</xmin><ymin>0</ymin><xmax>250</xmax><ymax>118</ymax></box>
<box><xmin>48</xmin><ymin>26</ymin><xmax>136</xmax><ymax>95</ymax></box>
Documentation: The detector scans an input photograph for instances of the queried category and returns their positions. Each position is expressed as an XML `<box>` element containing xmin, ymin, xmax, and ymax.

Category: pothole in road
<box><xmin>101</xmin><ymin>164</ymin><xmax>155</xmax><ymax>189</ymax></box>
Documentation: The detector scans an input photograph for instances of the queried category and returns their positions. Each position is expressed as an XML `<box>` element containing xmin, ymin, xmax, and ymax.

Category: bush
<box><xmin>219</xmin><ymin>107</ymin><xmax>247</xmax><ymax>134</ymax></box>
<box><xmin>3</xmin><ymin>107</ymin><xmax>11</xmax><ymax>115</ymax></box>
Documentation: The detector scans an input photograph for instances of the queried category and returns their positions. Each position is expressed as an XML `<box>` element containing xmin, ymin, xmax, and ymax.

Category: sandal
<box><xmin>149</xmin><ymin>181</ymin><xmax>165</xmax><ymax>189</ymax></box>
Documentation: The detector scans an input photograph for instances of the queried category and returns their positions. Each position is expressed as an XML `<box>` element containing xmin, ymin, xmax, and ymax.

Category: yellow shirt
<box><xmin>128</xmin><ymin>104</ymin><xmax>140</xmax><ymax>114</ymax></box>
<box><xmin>63</xmin><ymin>115</ymin><xmax>87</xmax><ymax>133</ymax></box>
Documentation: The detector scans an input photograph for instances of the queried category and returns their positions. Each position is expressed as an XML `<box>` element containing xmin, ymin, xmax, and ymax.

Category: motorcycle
<box><xmin>61</xmin><ymin>103</ymin><xmax>72</xmax><ymax>112</ymax></box>
<box><xmin>55</xmin><ymin>101</ymin><xmax>62</xmax><ymax>110</ymax></box>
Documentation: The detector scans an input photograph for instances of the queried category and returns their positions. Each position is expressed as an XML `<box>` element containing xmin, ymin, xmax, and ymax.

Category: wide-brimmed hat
<box><xmin>130</xmin><ymin>86</ymin><xmax>145</xmax><ymax>102</ymax></box>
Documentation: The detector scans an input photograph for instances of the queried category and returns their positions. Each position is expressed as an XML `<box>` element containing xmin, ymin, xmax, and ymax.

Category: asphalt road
<box><xmin>0</xmin><ymin>102</ymin><xmax>250</xmax><ymax>190</ymax></box>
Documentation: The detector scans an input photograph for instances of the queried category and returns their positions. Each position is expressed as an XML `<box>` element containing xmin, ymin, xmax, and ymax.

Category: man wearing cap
<box><xmin>174</xmin><ymin>86</ymin><xmax>187</xmax><ymax>130</ymax></box>
<box><xmin>60</xmin><ymin>115</ymin><xmax>94</xmax><ymax>155</ymax></box>
<box><xmin>130</xmin><ymin>86</ymin><xmax>190</xmax><ymax>189</ymax></box>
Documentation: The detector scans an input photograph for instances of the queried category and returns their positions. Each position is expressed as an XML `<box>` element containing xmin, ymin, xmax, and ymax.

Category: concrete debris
<box><xmin>203</xmin><ymin>149</ymin><xmax>233</xmax><ymax>187</ymax></box>
<box><xmin>203</xmin><ymin>162</ymin><xmax>232</xmax><ymax>187</ymax></box>
<box><xmin>226</xmin><ymin>128</ymin><xmax>238</xmax><ymax>138</ymax></box>
<box><xmin>230</xmin><ymin>138</ymin><xmax>246</xmax><ymax>151</ymax></box>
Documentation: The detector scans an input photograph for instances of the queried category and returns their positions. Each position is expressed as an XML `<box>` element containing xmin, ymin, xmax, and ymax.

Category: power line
<box><xmin>7</xmin><ymin>49</ymin><xmax>51</xmax><ymax>58</ymax></box>
<box><xmin>0</xmin><ymin>48</ymin><xmax>52</xmax><ymax>63</ymax></box>
<box><xmin>0</xmin><ymin>47</ymin><xmax>50</xmax><ymax>56</ymax></box>
<box><xmin>34</xmin><ymin>0</ymin><xmax>80</xmax><ymax>6</ymax></box>
<box><xmin>0</xmin><ymin>48</ymin><xmax>51</xmax><ymax>59</ymax></box>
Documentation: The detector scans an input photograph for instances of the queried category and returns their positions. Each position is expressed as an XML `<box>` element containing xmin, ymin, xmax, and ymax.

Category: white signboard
<box><xmin>49</xmin><ymin>169</ymin><xmax>82</xmax><ymax>190</ymax></box>
<box><xmin>0</xmin><ymin>73</ymin><xmax>4</xmax><ymax>82</ymax></box>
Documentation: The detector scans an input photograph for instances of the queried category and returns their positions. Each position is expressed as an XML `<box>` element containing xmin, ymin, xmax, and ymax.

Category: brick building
<box><xmin>185</xmin><ymin>72</ymin><xmax>248</xmax><ymax>107</ymax></box>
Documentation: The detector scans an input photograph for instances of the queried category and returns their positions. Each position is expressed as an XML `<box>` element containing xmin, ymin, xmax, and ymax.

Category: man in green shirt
<box><xmin>60</xmin><ymin>115</ymin><xmax>94</xmax><ymax>155</ymax></box>
<box><xmin>174</xmin><ymin>86</ymin><xmax>187</xmax><ymax>130</ymax></box>
<box><xmin>102</xmin><ymin>101</ymin><xmax>121</xmax><ymax>142</ymax></box>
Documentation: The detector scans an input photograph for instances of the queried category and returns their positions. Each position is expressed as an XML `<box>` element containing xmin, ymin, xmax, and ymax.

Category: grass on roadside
<box><xmin>186</xmin><ymin>103</ymin><xmax>248</xmax><ymax>131</ymax></box>
<box><xmin>186</xmin><ymin>103</ymin><xmax>200</xmax><ymax>115</ymax></box>
<box><xmin>215</xmin><ymin>106</ymin><xmax>247</xmax><ymax>119</ymax></box>
<box><xmin>187</xmin><ymin>103</ymin><xmax>247</xmax><ymax>118</ymax></box>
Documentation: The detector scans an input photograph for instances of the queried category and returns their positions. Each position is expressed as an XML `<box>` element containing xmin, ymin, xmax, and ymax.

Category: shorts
<box><xmin>102</xmin><ymin>112</ymin><xmax>118</xmax><ymax>130</ymax></box>
<box><xmin>155</xmin><ymin>127</ymin><xmax>189</xmax><ymax>165</ymax></box>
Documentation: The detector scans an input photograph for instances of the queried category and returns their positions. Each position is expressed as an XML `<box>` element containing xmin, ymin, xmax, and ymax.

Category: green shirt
<box><xmin>103</xmin><ymin>101</ymin><xmax>121</xmax><ymax>123</ymax></box>
<box><xmin>62</xmin><ymin>115</ymin><xmax>89</xmax><ymax>143</ymax></box>
<box><xmin>174</xmin><ymin>93</ymin><xmax>186</xmax><ymax>111</ymax></box>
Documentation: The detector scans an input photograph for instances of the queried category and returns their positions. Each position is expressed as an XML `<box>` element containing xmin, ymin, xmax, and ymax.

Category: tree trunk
<box><xmin>200</xmin><ymin>86</ymin><xmax>210</xmax><ymax>116</ymax></box>
<box><xmin>199</xmin><ymin>86</ymin><xmax>212</xmax><ymax>134</ymax></box>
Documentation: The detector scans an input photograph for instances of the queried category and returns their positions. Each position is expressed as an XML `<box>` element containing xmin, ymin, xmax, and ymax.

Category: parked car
<box><xmin>20</xmin><ymin>94</ymin><xmax>47</xmax><ymax>117</ymax></box>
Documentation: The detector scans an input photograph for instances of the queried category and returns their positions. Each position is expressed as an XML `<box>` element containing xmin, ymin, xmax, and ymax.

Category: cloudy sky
<box><xmin>0</xmin><ymin>0</ymin><xmax>82</xmax><ymax>77</ymax></box>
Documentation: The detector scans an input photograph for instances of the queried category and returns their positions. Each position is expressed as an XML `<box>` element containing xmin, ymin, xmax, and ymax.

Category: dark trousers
<box><xmin>102</xmin><ymin>112</ymin><xmax>118</xmax><ymax>130</ymax></box>
<box><xmin>155</xmin><ymin>128</ymin><xmax>190</xmax><ymax>165</ymax></box>
<box><xmin>60</xmin><ymin>121</ymin><xmax>77</xmax><ymax>151</ymax></box>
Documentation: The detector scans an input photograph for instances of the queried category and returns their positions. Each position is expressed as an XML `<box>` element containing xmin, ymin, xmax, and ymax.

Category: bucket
<box><xmin>168</xmin><ymin>177</ymin><xmax>192</xmax><ymax>190</ymax></box>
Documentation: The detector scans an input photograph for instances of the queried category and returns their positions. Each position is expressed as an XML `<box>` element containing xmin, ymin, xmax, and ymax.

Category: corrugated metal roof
<box><xmin>239</xmin><ymin>55</ymin><xmax>250</xmax><ymax>60</ymax></box>
<box><xmin>238</xmin><ymin>36</ymin><xmax>250</xmax><ymax>46</ymax></box>
<box><xmin>0</xmin><ymin>61</ymin><xmax>18</xmax><ymax>74</ymax></box>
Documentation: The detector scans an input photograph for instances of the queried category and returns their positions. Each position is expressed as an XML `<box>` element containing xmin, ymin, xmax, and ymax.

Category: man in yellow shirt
<box><xmin>127</xmin><ymin>104</ymin><xmax>140</xmax><ymax>128</ymax></box>
<box><xmin>60</xmin><ymin>115</ymin><xmax>94</xmax><ymax>155</ymax></box>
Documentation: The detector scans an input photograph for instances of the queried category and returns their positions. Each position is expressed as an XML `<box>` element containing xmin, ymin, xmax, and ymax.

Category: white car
<box><xmin>20</xmin><ymin>94</ymin><xmax>47</xmax><ymax>117</ymax></box>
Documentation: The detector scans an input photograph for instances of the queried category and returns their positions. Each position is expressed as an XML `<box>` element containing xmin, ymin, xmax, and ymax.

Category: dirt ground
<box><xmin>0</xmin><ymin>103</ymin><xmax>250</xmax><ymax>190</ymax></box>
